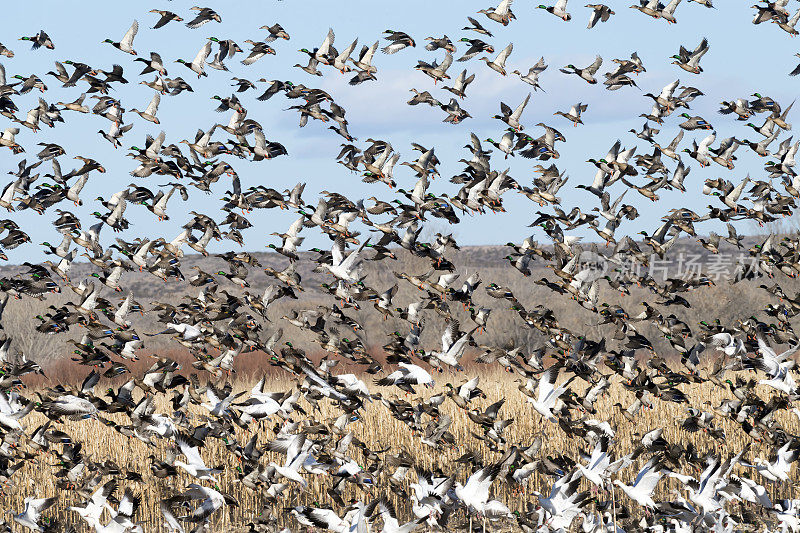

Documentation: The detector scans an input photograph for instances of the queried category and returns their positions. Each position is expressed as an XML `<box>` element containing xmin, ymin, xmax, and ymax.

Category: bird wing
<box><xmin>193</xmin><ymin>41</ymin><xmax>212</xmax><ymax>65</ymax></box>
<box><xmin>512</xmin><ymin>93</ymin><xmax>531</xmax><ymax>121</ymax></box>
<box><xmin>339</xmin><ymin>237</ymin><xmax>370</xmax><ymax>272</ymax></box>
<box><xmin>495</xmin><ymin>42</ymin><xmax>513</xmax><ymax>64</ymax></box>
<box><xmin>121</xmin><ymin>20</ymin><xmax>139</xmax><ymax>49</ymax></box>
<box><xmin>319</xmin><ymin>28</ymin><xmax>335</xmax><ymax>55</ymax></box>
<box><xmin>537</xmin><ymin>365</ymin><xmax>560</xmax><ymax>402</ymax></box>
<box><xmin>587</xmin><ymin>55</ymin><xmax>603</xmax><ymax>74</ymax></box>
<box><xmin>145</xmin><ymin>92</ymin><xmax>160</xmax><ymax>116</ymax></box>
<box><xmin>178</xmin><ymin>438</ymin><xmax>206</xmax><ymax>468</ymax></box>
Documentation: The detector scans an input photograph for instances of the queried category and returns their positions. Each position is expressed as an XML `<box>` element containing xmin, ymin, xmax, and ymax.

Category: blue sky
<box><xmin>0</xmin><ymin>0</ymin><xmax>796</xmax><ymax>263</ymax></box>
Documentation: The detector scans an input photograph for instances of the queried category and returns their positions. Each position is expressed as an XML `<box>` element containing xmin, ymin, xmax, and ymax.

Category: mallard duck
<box><xmin>56</xmin><ymin>93</ymin><xmax>89</xmax><ymax>113</ymax></box>
<box><xmin>13</xmin><ymin>105</ymin><xmax>41</xmax><ymax>132</ymax></box>
<box><xmin>682</xmin><ymin>132</ymin><xmax>714</xmax><ymax>167</ymax></box>
<box><xmin>554</xmin><ymin>102</ymin><xmax>587</xmax><ymax>126</ymax></box>
<box><xmin>463</xmin><ymin>16</ymin><xmax>494</xmax><ymax>36</ymax></box>
<box><xmin>671</xmin><ymin>37</ymin><xmax>709</xmax><ymax>74</ymax></box>
<box><xmin>20</xmin><ymin>30</ymin><xmax>54</xmax><ymax>50</ymax></box>
<box><xmin>715</xmin><ymin>175</ymin><xmax>750</xmax><ymax>209</ymax></box>
<box><xmin>425</xmin><ymin>35</ymin><xmax>456</xmax><ymax>52</ymax></box>
<box><xmin>294</xmin><ymin>56</ymin><xmax>323</xmax><ymax>76</ymax></box>
<box><xmin>134</xmin><ymin>52</ymin><xmax>167</xmax><ymax>76</ymax></box>
<box><xmin>176</xmin><ymin>42</ymin><xmax>211</xmax><ymax>77</ymax></box>
<box><xmin>513</xmin><ymin>57</ymin><xmax>547</xmax><ymax>91</ymax></box>
<box><xmin>643</xmin><ymin>79</ymin><xmax>679</xmax><ymax>110</ymax></box>
<box><xmin>741</xmin><ymin>129</ymin><xmax>779</xmax><ymax>157</ymax></box>
<box><xmin>538</xmin><ymin>0</ymin><xmax>572</xmax><ymax>20</ymax></box>
<box><xmin>149</xmin><ymin>9</ymin><xmax>183</xmax><ymax>28</ymax></box>
<box><xmin>586</xmin><ymin>4</ymin><xmax>615</xmax><ymax>27</ymax></box>
<box><xmin>479</xmin><ymin>42</ymin><xmax>513</xmax><ymax>75</ymax></box>
<box><xmin>352</xmin><ymin>41</ymin><xmax>379</xmax><ymax>74</ymax></box>
<box><xmin>44</xmin><ymin>61</ymin><xmax>69</xmax><ymax>84</ymax></box>
<box><xmin>261</xmin><ymin>23</ymin><xmax>290</xmax><ymax>42</ymax></box>
<box><xmin>478</xmin><ymin>0</ymin><xmax>516</xmax><ymax>25</ymax></box>
<box><xmin>658</xmin><ymin>0</ymin><xmax>683</xmax><ymax>23</ymax></box>
<box><xmin>709</xmin><ymin>137</ymin><xmax>740</xmax><ymax>169</ymax></box>
<box><xmin>458</xmin><ymin>37</ymin><xmax>493</xmax><ymax>62</ymax></box>
<box><xmin>13</xmin><ymin>74</ymin><xmax>47</xmax><ymax>94</ymax></box>
<box><xmin>185</xmin><ymin>7</ymin><xmax>221</xmax><ymax>28</ymax></box>
<box><xmin>99</xmin><ymin>121</ymin><xmax>133</xmax><ymax>148</ymax></box>
<box><xmin>442</xmin><ymin>69</ymin><xmax>475</xmax><ymax>98</ymax></box>
<box><xmin>415</xmin><ymin>52</ymin><xmax>453</xmax><ymax>83</ymax></box>
<box><xmin>630</xmin><ymin>0</ymin><xmax>660</xmax><ymax>17</ymax></box>
<box><xmin>773</xmin><ymin>7</ymin><xmax>800</xmax><ymax>34</ymax></box>
<box><xmin>654</xmin><ymin>129</ymin><xmax>684</xmax><ymax>160</ymax></box>
<box><xmin>560</xmin><ymin>55</ymin><xmax>602</xmax><ymax>83</ymax></box>
<box><xmin>0</xmin><ymin>128</ymin><xmax>22</xmax><ymax>153</ymax></box>
<box><xmin>494</xmin><ymin>93</ymin><xmax>530</xmax><ymax>131</ymax></box>
<box><xmin>130</xmin><ymin>92</ymin><xmax>160</xmax><ymax>124</ymax></box>
<box><xmin>678</xmin><ymin>113</ymin><xmax>713</xmax><ymax>130</ymax></box>
<box><xmin>382</xmin><ymin>30</ymin><xmax>415</xmax><ymax>54</ymax></box>
<box><xmin>103</xmin><ymin>20</ymin><xmax>138</xmax><ymax>55</ymax></box>
<box><xmin>769</xmin><ymin>100</ymin><xmax>794</xmax><ymax>130</ymax></box>
<box><xmin>242</xmin><ymin>41</ymin><xmax>276</xmax><ymax>66</ymax></box>
<box><xmin>718</xmin><ymin>99</ymin><xmax>751</xmax><ymax>120</ymax></box>
<box><xmin>485</xmin><ymin>131</ymin><xmax>516</xmax><ymax>158</ymax></box>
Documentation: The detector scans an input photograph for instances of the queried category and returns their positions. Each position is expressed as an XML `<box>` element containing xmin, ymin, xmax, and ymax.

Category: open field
<box><xmin>2</xmin><ymin>360</ymin><xmax>799</xmax><ymax>532</ymax></box>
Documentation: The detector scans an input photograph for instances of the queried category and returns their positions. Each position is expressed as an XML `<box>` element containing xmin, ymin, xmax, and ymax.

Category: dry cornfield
<box><xmin>3</xmin><ymin>362</ymin><xmax>798</xmax><ymax>533</ymax></box>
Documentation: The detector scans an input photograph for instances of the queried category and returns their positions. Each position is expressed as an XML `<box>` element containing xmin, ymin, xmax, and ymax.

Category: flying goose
<box><xmin>12</xmin><ymin>496</ymin><xmax>57</xmax><ymax>532</ymax></box>
<box><xmin>528</xmin><ymin>365</ymin><xmax>574</xmax><ymax>421</ymax></box>
<box><xmin>174</xmin><ymin>437</ymin><xmax>221</xmax><ymax>481</ymax></box>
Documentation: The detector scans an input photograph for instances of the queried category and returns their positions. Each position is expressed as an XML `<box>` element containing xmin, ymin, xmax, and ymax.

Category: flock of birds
<box><xmin>2</xmin><ymin>0</ymin><xmax>800</xmax><ymax>532</ymax></box>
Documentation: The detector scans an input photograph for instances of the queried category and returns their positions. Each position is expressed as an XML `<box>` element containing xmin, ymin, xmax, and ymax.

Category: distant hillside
<box><xmin>2</xmin><ymin>236</ymin><xmax>797</xmax><ymax>367</ymax></box>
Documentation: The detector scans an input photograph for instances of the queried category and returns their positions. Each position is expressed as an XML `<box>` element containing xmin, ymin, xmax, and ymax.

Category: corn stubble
<box><xmin>4</xmin><ymin>363</ymin><xmax>796</xmax><ymax>532</ymax></box>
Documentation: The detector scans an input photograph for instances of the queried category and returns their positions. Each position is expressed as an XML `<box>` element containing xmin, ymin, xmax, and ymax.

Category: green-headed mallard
<box><xmin>538</xmin><ymin>0</ymin><xmax>572</xmax><ymax>20</ymax></box>
<box><xmin>382</xmin><ymin>30</ymin><xmax>415</xmax><ymax>54</ymax></box>
<box><xmin>678</xmin><ymin>113</ymin><xmax>712</xmax><ymax>130</ymax></box>
<box><xmin>103</xmin><ymin>20</ymin><xmax>138</xmax><ymax>55</ymax></box>
<box><xmin>176</xmin><ymin>42</ymin><xmax>211</xmax><ymax>78</ymax></box>
<box><xmin>19</xmin><ymin>30</ymin><xmax>54</xmax><ymax>50</ymax></box>
<box><xmin>560</xmin><ymin>55</ymin><xmax>602</xmax><ymax>83</ymax></box>
<box><xmin>458</xmin><ymin>37</ymin><xmax>493</xmax><ymax>61</ymax></box>
<box><xmin>671</xmin><ymin>37</ymin><xmax>709</xmax><ymax>74</ymax></box>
